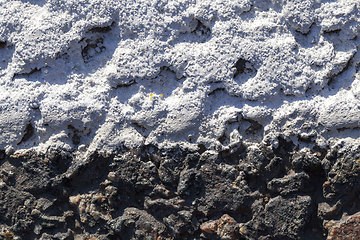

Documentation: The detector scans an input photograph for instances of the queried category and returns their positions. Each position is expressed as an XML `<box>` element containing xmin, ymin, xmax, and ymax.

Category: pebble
<box><xmin>0</xmin><ymin>180</ymin><xmax>5</xmax><ymax>189</ymax></box>
<box><xmin>31</xmin><ymin>209</ymin><xmax>41</xmax><ymax>216</ymax></box>
<box><xmin>69</xmin><ymin>195</ymin><xmax>81</xmax><ymax>205</ymax></box>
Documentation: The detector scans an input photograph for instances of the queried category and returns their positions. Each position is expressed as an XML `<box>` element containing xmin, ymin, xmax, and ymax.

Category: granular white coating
<box><xmin>0</xmin><ymin>0</ymin><xmax>359</xmax><ymax>155</ymax></box>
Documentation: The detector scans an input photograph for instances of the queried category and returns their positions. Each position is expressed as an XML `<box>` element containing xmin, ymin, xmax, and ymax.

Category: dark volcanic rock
<box><xmin>267</xmin><ymin>172</ymin><xmax>310</xmax><ymax>196</ymax></box>
<box><xmin>1</xmin><ymin>142</ymin><xmax>360</xmax><ymax>239</ymax></box>
<box><xmin>243</xmin><ymin>195</ymin><xmax>312</xmax><ymax>240</ymax></box>
<box><xmin>110</xmin><ymin>207</ymin><xmax>166</xmax><ymax>239</ymax></box>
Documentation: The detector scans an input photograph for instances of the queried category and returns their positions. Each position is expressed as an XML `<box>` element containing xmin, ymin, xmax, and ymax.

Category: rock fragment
<box><xmin>245</xmin><ymin>195</ymin><xmax>312</xmax><ymax>239</ymax></box>
<box><xmin>110</xmin><ymin>207</ymin><xmax>166</xmax><ymax>239</ymax></box>
<box><xmin>326</xmin><ymin>212</ymin><xmax>360</xmax><ymax>240</ymax></box>
<box><xmin>200</xmin><ymin>214</ymin><xmax>238</xmax><ymax>240</ymax></box>
<box><xmin>267</xmin><ymin>172</ymin><xmax>310</xmax><ymax>196</ymax></box>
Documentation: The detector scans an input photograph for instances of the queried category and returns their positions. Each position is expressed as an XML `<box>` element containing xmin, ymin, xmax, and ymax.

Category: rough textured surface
<box><xmin>0</xmin><ymin>141</ymin><xmax>359</xmax><ymax>239</ymax></box>
<box><xmin>1</xmin><ymin>0</ymin><xmax>360</xmax><ymax>239</ymax></box>
<box><xmin>326</xmin><ymin>212</ymin><xmax>360</xmax><ymax>240</ymax></box>
<box><xmin>0</xmin><ymin>0</ymin><xmax>359</xmax><ymax>154</ymax></box>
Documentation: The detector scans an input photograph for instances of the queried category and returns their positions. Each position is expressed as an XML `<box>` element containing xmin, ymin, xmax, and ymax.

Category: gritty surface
<box><xmin>326</xmin><ymin>212</ymin><xmax>360</xmax><ymax>240</ymax></box>
<box><xmin>1</xmin><ymin>0</ymin><xmax>360</xmax><ymax>240</ymax></box>
<box><xmin>1</xmin><ymin>141</ymin><xmax>360</xmax><ymax>239</ymax></box>
<box><xmin>0</xmin><ymin>0</ymin><xmax>359</xmax><ymax>155</ymax></box>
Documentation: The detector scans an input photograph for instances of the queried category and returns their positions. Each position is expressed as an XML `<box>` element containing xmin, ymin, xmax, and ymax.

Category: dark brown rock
<box><xmin>326</xmin><ymin>212</ymin><xmax>360</xmax><ymax>240</ymax></box>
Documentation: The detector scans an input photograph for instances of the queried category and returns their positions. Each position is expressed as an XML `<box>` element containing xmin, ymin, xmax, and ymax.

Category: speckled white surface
<box><xmin>0</xmin><ymin>0</ymin><xmax>359</xmax><ymax>154</ymax></box>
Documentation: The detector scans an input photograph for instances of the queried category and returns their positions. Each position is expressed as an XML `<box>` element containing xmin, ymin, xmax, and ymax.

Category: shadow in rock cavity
<box><xmin>79</xmin><ymin>21</ymin><xmax>120</xmax><ymax>74</ymax></box>
<box><xmin>0</xmin><ymin>41</ymin><xmax>15</xmax><ymax>76</ymax></box>
<box><xmin>290</xmin><ymin>23</ymin><xmax>321</xmax><ymax>49</ymax></box>
<box><xmin>232</xmin><ymin>57</ymin><xmax>258</xmax><ymax>86</ymax></box>
<box><xmin>173</xmin><ymin>18</ymin><xmax>212</xmax><ymax>44</ymax></box>
<box><xmin>111</xmin><ymin>65</ymin><xmax>186</xmax><ymax>105</ymax></box>
<box><xmin>139</xmin><ymin>66</ymin><xmax>185</xmax><ymax>97</ymax></box>
<box><xmin>20</xmin><ymin>0</ymin><xmax>46</xmax><ymax>6</ymax></box>
<box><xmin>13</xmin><ymin>20</ymin><xmax>120</xmax><ymax>86</ymax></box>
<box><xmin>205</xmin><ymin>88</ymin><xmax>265</xmax><ymax>145</ymax></box>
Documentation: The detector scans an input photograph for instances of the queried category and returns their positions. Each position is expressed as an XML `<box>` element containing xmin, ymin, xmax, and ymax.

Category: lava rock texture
<box><xmin>1</xmin><ymin>0</ymin><xmax>360</xmax><ymax>239</ymax></box>
<box><xmin>1</xmin><ymin>139</ymin><xmax>360</xmax><ymax>240</ymax></box>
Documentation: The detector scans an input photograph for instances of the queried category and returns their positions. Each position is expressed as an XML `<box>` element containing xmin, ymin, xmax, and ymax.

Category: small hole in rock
<box><xmin>18</xmin><ymin>123</ymin><xmax>34</xmax><ymax>145</ymax></box>
<box><xmin>234</xmin><ymin>58</ymin><xmax>252</xmax><ymax>78</ymax></box>
<box><xmin>0</xmin><ymin>41</ymin><xmax>6</xmax><ymax>48</ymax></box>
<box><xmin>68</xmin><ymin>125</ymin><xmax>81</xmax><ymax>145</ymax></box>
